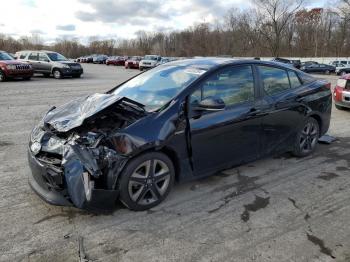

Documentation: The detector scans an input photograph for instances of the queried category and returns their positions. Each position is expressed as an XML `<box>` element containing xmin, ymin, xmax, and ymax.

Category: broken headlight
<box><xmin>30</xmin><ymin>141</ymin><xmax>41</xmax><ymax>155</ymax></box>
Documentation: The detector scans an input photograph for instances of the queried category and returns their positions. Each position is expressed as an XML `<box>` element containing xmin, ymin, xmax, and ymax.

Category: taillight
<box><xmin>334</xmin><ymin>86</ymin><xmax>343</xmax><ymax>101</ymax></box>
<box><xmin>325</xmin><ymin>83</ymin><xmax>331</xmax><ymax>89</ymax></box>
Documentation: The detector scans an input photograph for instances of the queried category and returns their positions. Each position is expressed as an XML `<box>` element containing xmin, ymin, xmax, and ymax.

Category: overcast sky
<box><xmin>0</xmin><ymin>0</ymin><xmax>328</xmax><ymax>44</ymax></box>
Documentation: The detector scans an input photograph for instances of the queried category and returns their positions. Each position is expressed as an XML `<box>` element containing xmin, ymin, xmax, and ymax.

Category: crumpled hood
<box><xmin>44</xmin><ymin>93</ymin><xmax>123</xmax><ymax>132</ymax></box>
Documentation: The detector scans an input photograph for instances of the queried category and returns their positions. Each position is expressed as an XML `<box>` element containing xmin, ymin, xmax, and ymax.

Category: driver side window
<box><xmin>190</xmin><ymin>65</ymin><xmax>255</xmax><ymax>107</ymax></box>
<box><xmin>39</xmin><ymin>53</ymin><xmax>49</xmax><ymax>62</ymax></box>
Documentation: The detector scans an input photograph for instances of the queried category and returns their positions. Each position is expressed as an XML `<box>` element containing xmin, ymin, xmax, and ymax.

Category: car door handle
<box><xmin>247</xmin><ymin>108</ymin><xmax>267</xmax><ymax>117</ymax></box>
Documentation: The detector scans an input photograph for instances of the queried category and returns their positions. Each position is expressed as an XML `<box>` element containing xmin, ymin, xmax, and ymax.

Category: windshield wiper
<box><xmin>120</xmin><ymin>97</ymin><xmax>146</xmax><ymax>113</ymax></box>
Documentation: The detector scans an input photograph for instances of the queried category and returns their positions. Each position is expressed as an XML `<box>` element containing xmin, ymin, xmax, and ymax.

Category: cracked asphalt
<box><xmin>1</xmin><ymin>64</ymin><xmax>350</xmax><ymax>262</ymax></box>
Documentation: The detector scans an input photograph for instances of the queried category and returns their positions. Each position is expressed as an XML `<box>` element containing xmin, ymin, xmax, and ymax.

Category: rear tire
<box><xmin>292</xmin><ymin>117</ymin><xmax>320</xmax><ymax>157</ymax></box>
<box><xmin>118</xmin><ymin>152</ymin><xmax>175</xmax><ymax>211</ymax></box>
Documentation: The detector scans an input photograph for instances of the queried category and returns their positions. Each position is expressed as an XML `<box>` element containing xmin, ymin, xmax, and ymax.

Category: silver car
<box><xmin>16</xmin><ymin>50</ymin><xmax>83</xmax><ymax>79</ymax></box>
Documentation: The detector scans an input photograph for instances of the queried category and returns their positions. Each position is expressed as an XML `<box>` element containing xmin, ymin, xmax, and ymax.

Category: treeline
<box><xmin>1</xmin><ymin>0</ymin><xmax>350</xmax><ymax>58</ymax></box>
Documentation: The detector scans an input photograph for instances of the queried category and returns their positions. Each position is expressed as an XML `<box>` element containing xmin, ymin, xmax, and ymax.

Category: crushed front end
<box><xmin>28</xmin><ymin>94</ymin><xmax>146</xmax><ymax>212</ymax></box>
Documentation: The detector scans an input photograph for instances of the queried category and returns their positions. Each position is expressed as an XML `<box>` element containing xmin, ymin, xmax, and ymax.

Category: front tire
<box><xmin>0</xmin><ymin>70</ymin><xmax>6</xmax><ymax>82</ymax></box>
<box><xmin>292</xmin><ymin>117</ymin><xmax>320</xmax><ymax>157</ymax></box>
<box><xmin>340</xmin><ymin>71</ymin><xmax>347</xmax><ymax>76</ymax></box>
<box><xmin>53</xmin><ymin>69</ymin><xmax>62</xmax><ymax>79</ymax></box>
<box><xmin>118</xmin><ymin>152</ymin><xmax>175</xmax><ymax>211</ymax></box>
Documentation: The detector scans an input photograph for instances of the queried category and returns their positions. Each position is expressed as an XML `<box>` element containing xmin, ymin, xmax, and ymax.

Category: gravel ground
<box><xmin>0</xmin><ymin>64</ymin><xmax>349</xmax><ymax>262</ymax></box>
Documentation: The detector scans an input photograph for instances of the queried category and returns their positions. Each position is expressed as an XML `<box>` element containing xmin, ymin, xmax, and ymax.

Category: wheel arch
<box><xmin>51</xmin><ymin>67</ymin><xmax>61</xmax><ymax>74</ymax></box>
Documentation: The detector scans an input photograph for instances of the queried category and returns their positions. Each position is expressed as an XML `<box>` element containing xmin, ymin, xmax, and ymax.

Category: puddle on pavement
<box><xmin>241</xmin><ymin>195</ymin><xmax>270</xmax><ymax>222</ymax></box>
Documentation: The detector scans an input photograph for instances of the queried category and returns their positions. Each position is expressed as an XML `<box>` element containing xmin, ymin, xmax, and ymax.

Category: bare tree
<box><xmin>254</xmin><ymin>0</ymin><xmax>304</xmax><ymax>56</ymax></box>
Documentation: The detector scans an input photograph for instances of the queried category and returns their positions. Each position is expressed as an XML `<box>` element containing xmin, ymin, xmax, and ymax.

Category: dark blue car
<box><xmin>28</xmin><ymin>58</ymin><xmax>332</xmax><ymax>212</ymax></box>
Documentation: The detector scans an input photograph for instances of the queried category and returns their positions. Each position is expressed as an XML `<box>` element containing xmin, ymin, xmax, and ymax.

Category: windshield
<box><xmin>0</xmin><ymin>52</ymin><xmax>14</xmax><ymax>61</ymax></box>
<box><xmin>144</xmin><ymin>55</ymin><xmax>158</xmax><ymax>61</ymax></box>
<box><xmin>113</xmin><ymin>65</ymin><xmax>207</xmax><ymax>111</ymax></box>
<box><xmin>47</xmin><ymin>52</ymin><xmax>68</xmax><ymax>61</ymax></box>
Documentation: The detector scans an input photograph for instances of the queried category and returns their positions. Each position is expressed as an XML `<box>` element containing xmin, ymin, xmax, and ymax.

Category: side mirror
<box><xmin>194</xmin><ymin>97</ymin><xmax>225</xmax><ymax>111</ymax></box>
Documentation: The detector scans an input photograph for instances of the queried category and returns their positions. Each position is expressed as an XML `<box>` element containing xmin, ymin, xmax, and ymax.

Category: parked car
<box><xmin>330</xmin><ymin>60</ymin><xmax>350</xmax><ymax>67</ymax></box>
<box><xmin>16</xmin><ymin>50</ymin><xmax>83</xmax><ymax>79</ymax></box>
<box><xmin>335</xmin><ymin>64</ymin><xmax>350</xmax><ymax>76</ymax></box>
<box><xmin>156</xmin><ymin>57</ymin><xmax>171</xmax><ymax>66</ymax></box>
<box><xmin>272</xmin><ymin>58</ymin><xmax>301</xmax><ymax>69</ymax></box>
<box><xmin>300</xmin><ymin>63</ymin><xmax>335</xmax><ymax>74</ymax></box>
<box><xmin>125</xmin><ymin>56</ymin><xmax>142</xmax><ymax>69</ymax></box>
<box><xmin>27</xmin><ymin>58</ymin><xmax>331</xmax><ymax>212</ymax></box>
<box><xmin>139</xmin><ymin>55</ymin><xmax>161</xmax><ymax>70</ymax></box>
<box><xmin>333</xmin><ymin>74</ymin><xmax>350</xmax><ymax>110</ymax></box>
<box><xmin>0</xmin><ymin>50</ymin><xmax>33</xmax><ymax>82</ymax></box>
<box><xmin>106</xmin><ymin>56</ymin><xmax>127</xmax><ymax>66</ymax></box>
<box><xmin>93</xmin><ymin>55</ymin><xmax>108</xmax><ymax>64</ymax></box>
<box><xmin>301</xmin><ymin>61</ymin><xmax>318</xmax><ymax>67</ymax></box>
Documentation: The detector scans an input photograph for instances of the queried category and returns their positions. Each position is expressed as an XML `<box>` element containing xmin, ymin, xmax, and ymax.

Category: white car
<box><xmin>335</xmin><ymin>64</ymin><xmax>350</xmax><ymax>76</ymax></box>
<box><xmin>139</xmin><ymin>55</ymin><xmax>161</xmax><ymax>71</ymax></box>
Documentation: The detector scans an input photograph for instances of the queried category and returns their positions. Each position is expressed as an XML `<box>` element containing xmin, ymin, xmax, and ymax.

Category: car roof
<box><xmin>164</xmin><ymin>58</ymin><xmax>297</xmax><ymax>70</ymax></box>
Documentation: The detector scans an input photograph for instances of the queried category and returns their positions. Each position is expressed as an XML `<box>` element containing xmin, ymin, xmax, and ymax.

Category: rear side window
<box><xmin>288</xmin><ymin>71</ymin><xmax>301</xmax><ymax>89</ymax></box>
<box><xmin>28</xmin><ymin>53</ymin><xmax>38</xmax><ymax>60</ymax></box>
<box><xmin>258</xmin><ymin>66</ymin><xmax>290</xmax><ymax>96</ymax></box>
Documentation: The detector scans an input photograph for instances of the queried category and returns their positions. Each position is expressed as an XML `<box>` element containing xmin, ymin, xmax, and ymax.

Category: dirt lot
<box><xmin>0</xmin><ymin>64</ymin><xmax>350</xmax><ymax>262</ymax></box>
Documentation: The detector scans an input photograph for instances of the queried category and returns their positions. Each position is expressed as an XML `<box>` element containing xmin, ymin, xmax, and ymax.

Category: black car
<box><xmin>272</xmin><ymin>58</ymin><xmax>301</xmax><ymax>69</ymax></box>
<box><xmin>301</xmin><ymin>63</ymin><xmax>335</xmax><ymax>74</ymax></box>
<box><xmin>28</xmin><ymin>59</ymin><xmax>332</xmax><ymax>212</ymax></box>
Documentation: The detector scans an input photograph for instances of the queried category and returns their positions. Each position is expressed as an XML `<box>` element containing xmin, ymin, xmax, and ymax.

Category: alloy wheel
<box><xmin>128</xmin><ymin>159</ymin><xmax>171</xmax><ymax>206</ymax></box>
<box><xmin>299</xmin><ymin>121</ymin><xmax>319</xmax><ymax>154</ymax></box>
<box><xmin>0</xmin><ymin>71</ymin><xmax>4</xmax><ymax>82</ymax></box>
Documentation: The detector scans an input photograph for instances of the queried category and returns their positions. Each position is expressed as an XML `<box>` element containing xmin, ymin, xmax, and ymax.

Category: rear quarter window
<box><xmin>288</xmin><ymin>71</ymin><xmax>302</xmax><ymax>89</ymax></box>
<box><xmin>297</xmin><ymin>71</ymin><xmax>316</xmax><ymax>84</ymax></box>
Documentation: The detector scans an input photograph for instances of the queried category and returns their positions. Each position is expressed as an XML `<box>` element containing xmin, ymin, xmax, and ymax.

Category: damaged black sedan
<box><xmin>28</xmin><ymin>58</ymin><xmax>332</xmax><ymax>212</ymax></box>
